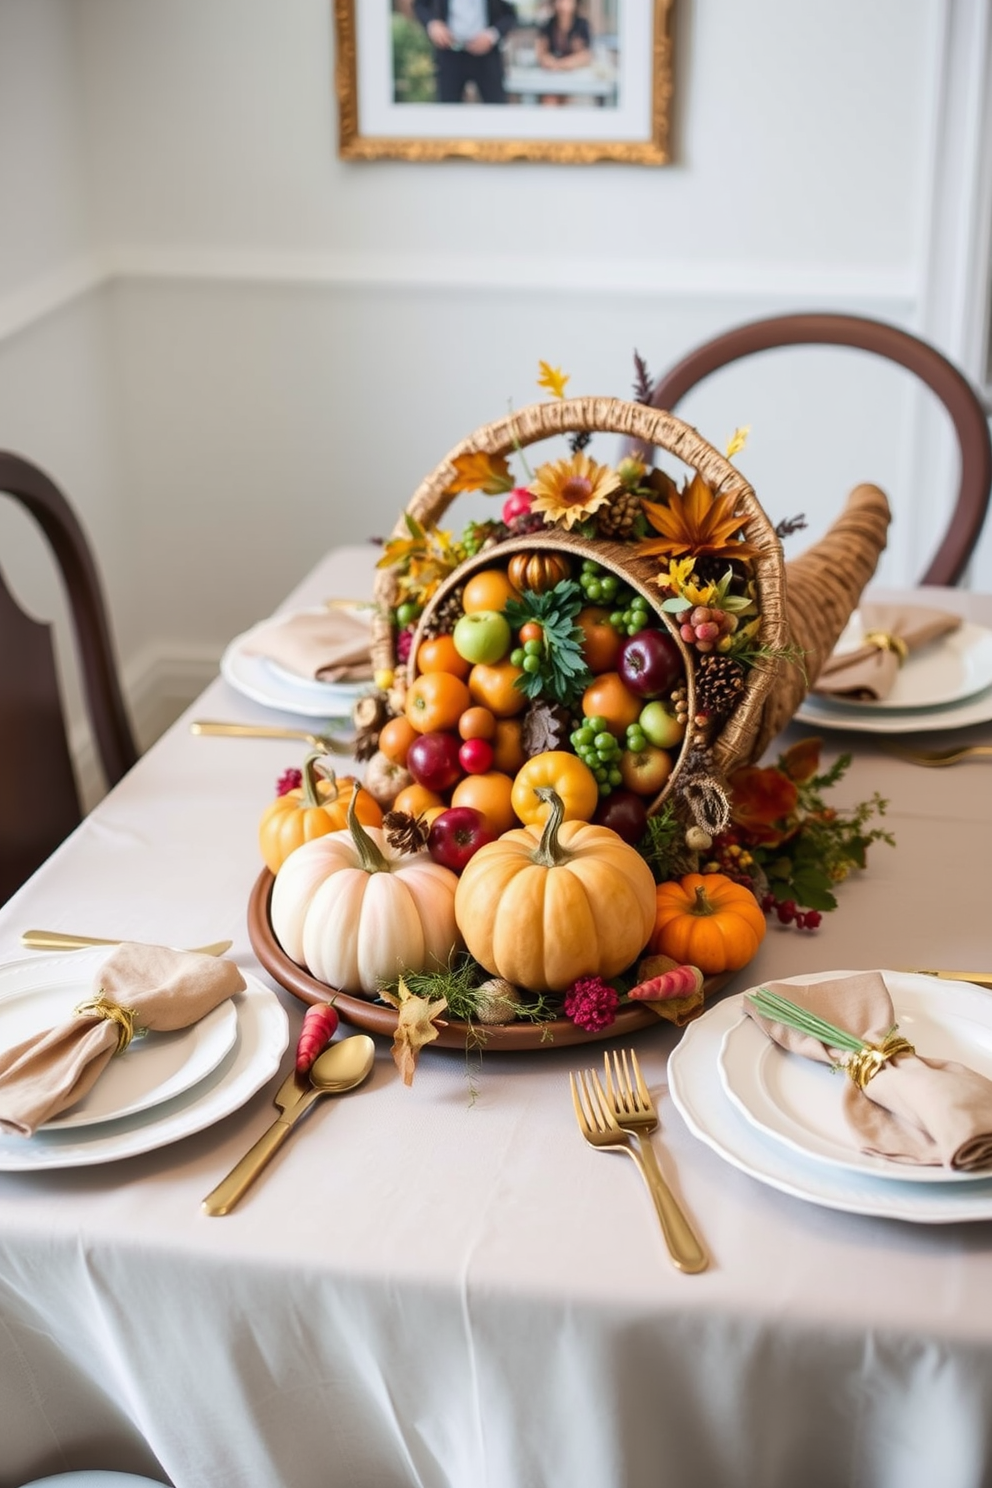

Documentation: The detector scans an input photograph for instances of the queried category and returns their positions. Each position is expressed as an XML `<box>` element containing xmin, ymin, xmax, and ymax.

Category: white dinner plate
<box><xmin>795</xmin><ymin>680</ymin><xmax>992</xmax><ymax>735</ymax></box>
<box><xmin>718</xmin><ymin>971</ymin><xmax>992</xmax><ymax>1184</ymax></box>
<box><xmin>221</xmin><ymin>607</ymin><xmax>371</xmax><ymax>719</ymax></box>
<box><xmin>0</xmin><ymin>948</ymin><xmax>240</xmax><ymax>1130</ymax></box>
<box><xmin>813</xmin><ymin>616</ymin><xmax>992</xmax><ymax>711</ymax></box>
<box><xmin>669</xmin><ymin>990</ymin><xmax>992</xmax><ymax>1223</ymax></box>
<box><xmin>0</xmin><ymin>970</ymin><xmax>288</xmax><ymax>1170</ymax></box>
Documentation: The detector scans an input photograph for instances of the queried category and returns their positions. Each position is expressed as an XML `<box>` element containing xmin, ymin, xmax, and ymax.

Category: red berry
<box><xmin>459</xmin><ymin>737</ymin><xmax>494</xmax><ymax>775</ymax></box>
<box><xmin>276</xmin><ymin>767</ymin><xmax>302</xmax><ymax>797</ymax></box>
<box><xmin>776</xmin><ymin>900</ymin><xmax>796</xmax><ymax>925</ymax></box>
<box><xmin>803</xmin><ymin>909</ymin><xmax>823</xmax><ymax>930</ymax></box>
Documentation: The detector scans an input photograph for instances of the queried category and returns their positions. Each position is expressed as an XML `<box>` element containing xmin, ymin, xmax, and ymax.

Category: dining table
<box><xmin>3</xmin><ymin>544</ymin><xmax>992</xmax><ymax>1488</ymax></box>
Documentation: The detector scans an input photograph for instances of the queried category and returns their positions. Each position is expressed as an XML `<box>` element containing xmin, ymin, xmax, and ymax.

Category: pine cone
<box><xmin>351</xmin><ymin>690</ymin><xmax>392</xmax><ymax>759</ymax></box>
<box><xmin>595</xmin><ymin>491</ymin><xmax>642</xmax><ymax>540</ymax></box>
<box><xmin>421</xmin><ymin>585</ymin><xmax>465</xmax><ymax>639</ymax></box>
<box><xmin>694</xmin><ymin>653</ymin><xmax>746</xmax><ymax>721</ymax></box>
<box><xmin>569</xmin><ymin>430</ymin><xmax>593</xmax><ymax>454</ymax></box>
<box><xmin>520</xmin><ymin>699</ymin><xmax>572</xmax><ymax>757</ymax></box>
<box><xmin>507</xmin><ymin>511</ymin><xmax>546</xmax><ymax>537</ymax></box>
<box><xmin>382</xmin><ymin>811</ymin><xmax>430</xmax><ymax>855</ymax></box>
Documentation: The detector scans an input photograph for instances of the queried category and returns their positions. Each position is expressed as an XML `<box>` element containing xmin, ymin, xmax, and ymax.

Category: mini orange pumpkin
<box><xmin>507</xmin><ymin>551</ymin><xmax>572</xmax><ymax>595</ymax></box>
<box><xmin>259</xmin><ymin>755</ymin><xmax>383</xmax><ymax>874</ymax></box>
<box><xmin>650</xmin><ymin>872</ymin><xmax>766</xmax><ymax>974</ymax></box>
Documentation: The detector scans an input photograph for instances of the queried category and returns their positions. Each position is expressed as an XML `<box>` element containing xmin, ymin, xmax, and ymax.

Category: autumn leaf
<box><xmin>446</xmin><ymin>450</ymin><xmax>514</xmax><ymax>496</ymax></box>
<box><xmin>725</xmin><ymin>426</ymin><xmax>751</xmax><ymax>459</ymax></box>
<box><xmin>779</xmin><ymin>736</ymin><xmax>822</xmax><ymax>784</ymax></box>
<box><xmin>380</xmin><ymin>977</ymin><xmax>448</xmax><ymax>1086</ymax></box>
<box><xmin>537</xmin><ymin>360</ymin><xmax>570</xmax><ymax>400</ymax></box>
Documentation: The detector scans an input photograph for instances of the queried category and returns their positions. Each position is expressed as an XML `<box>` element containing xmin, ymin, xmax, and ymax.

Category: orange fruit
<box><xmin>393</xmin><ymin>783</ymin><xmax>446</xmax><ymax>819</ymax></box>
<box><xmin>519</xmin><ymin>621</ymin><xmax>543</xmax><ymax>645</ymax></box>
<box><xmin>378</xmin><ymin>715</ymin><xmax>418</xmax><ymax>766</ymax></box>
<box><xmin>416</xmin><ymin>633</ymin><xmax>471</xmax><ymax>680</ymax></box>
<box><xmin>491</xmin><ymin>718</ymin><xmax>526</xmax><ymax>775</ymax></box>
<box><xmin>451</xmin><ymin>771</ymin><xmax>518</xmax><ymax>836</ymax></box>
<box><xmin>576</xmin><ymin>607</ymin><xmax>623</xmax><ymax>675</ymax></box>
<box><xmin>468</xmin><ymin>659</ymin><xmax>528</xmax><ymax>717</ymax></box>
<box><xmin>462</xmin><ymin>568</ymin><xmax>521</xmax><ymax>615</ymax></box>
<box><xmin>405</xmin><ymin>671</ymin><xmax>472</xmax><ymax>734</ymax></box>
<box><xmin>458</xmin><ymin>705</ymin><xmax>497</xmax><ymax>741</ymax></box>
<box><xmin>581</xmin><ymin>672</ymin><xmax>643</xmax><ymax>736</ymax></box>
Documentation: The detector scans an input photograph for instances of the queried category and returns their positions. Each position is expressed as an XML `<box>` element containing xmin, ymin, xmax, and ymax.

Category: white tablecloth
<box><xmin>2</xmin><ymin>549</ymin><xmax>992</xmax><ymax>1488</ymax></box>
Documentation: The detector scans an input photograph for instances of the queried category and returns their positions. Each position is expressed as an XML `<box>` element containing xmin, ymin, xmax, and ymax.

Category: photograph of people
<box><xmin>412</xmin><ymin>1</ymin><xmax>518</xmax><ymax>104</ymax></box>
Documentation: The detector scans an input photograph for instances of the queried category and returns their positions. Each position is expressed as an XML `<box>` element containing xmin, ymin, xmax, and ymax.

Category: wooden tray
<box><xmin>247</xmin><ymin>869</ymin><xmax>732</xmax><ymax>1051</ymax></box>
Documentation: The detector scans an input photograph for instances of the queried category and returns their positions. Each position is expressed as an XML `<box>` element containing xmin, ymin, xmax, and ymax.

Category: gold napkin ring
<box><xmin>863</xmin><ymin>630</ymin><xmax>909</xmax><ymax>666</ymax></box>
<box><xmin>74</xmin><ymin>993</ymin><xmax>142</xmax><ymax>1054</ymax></box>
<box><xmin>845</xmin><ymin>1031</ymin><xmax>915</xmax><ymax>1091</ymax></box>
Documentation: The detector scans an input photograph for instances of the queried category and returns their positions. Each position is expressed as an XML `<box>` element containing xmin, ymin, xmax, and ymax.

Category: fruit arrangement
<box><xmin>252</xmin><ymin>368</ymin><xmax>894</xmax><ymax>1080</ymax></box>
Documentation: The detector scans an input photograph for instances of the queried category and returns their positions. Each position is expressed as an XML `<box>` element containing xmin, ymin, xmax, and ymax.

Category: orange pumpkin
<box><xmin>511</xmin><ymin>751</ymin><xmax>599</xmax><ymax>827</ymax></box>
<box><xmin>507</xmin><ymin>550</ymin><xmax>572</xmax><ymax>595</ymax></box>
<box><xmin>259</xmin><ymin>756</ymin><xmax>382</xmax><ymax>874</ymax></box>
<box><xmin>650</xmin><ymin>872</ymin><xmax>766</xmax><ymax>974</ymax></box>
<box><xmin>455</xmin><ymin>787</ymin><xmax>656</xmax><ymax>993</ymax></box>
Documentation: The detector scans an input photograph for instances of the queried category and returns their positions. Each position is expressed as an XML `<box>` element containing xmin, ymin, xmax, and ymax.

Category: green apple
<box><xmin>638</xmin><ymin>701</ymin><xmax>685</xmax><ymax>751</ymax></box>
<box><xmin>452</xmin><ymin>609</ymin><xmax>511</xmax><ymax>666</ymax></box>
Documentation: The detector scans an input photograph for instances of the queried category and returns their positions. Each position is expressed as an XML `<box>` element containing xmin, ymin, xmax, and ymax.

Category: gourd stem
<box><xmin>692</xmin><ymin>885</ymin><xmax>716</xmax><ymax>917</ymax></box>
<box><xmin>530</xmin><ymin>787</ymin><xmax>574</xmax><ymax>868</ymax></box>
<box><xmin>301</xmin><ymin>751</ymin><xmax>334</xmax><ymax>809</ymax></box>
<box><xmin>347</xmin><ymin>783</ymin><xmax>390</xmax><ymax>873</ymax></box>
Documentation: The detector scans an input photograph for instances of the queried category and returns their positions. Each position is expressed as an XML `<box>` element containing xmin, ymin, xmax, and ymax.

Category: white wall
<box><xmin>1</xmin><ymin>0</ymin><xmax>990</xmax><ymax>799</ymax></box>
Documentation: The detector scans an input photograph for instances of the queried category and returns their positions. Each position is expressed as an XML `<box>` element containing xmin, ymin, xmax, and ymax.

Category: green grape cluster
<box><xmin>609</xmin><ymin>591</ymin><xmax>652</xmax><ymax>638</ymax></box>
<box><xmin>624</xmin><ymin>718</ymin><xmax>648</xmax><ymax>754</ymax></box>
<box><xmin>509</xmin><ymin>637</ymin><xmax>544</xmax><ymax>674</ymax></box>
<box><xmin>577</xmin><ymin>560</ymin><xmax>621</xmax><ymax>606</ymax></box>
<box><xmin>569</xmin><ymin>714</ymin><xmax>623</xmax><ymax>797</ymax></box>
<box><xmin>577</xmin><ymin>561</ymin><xmax>651</xmax><ymax>637</ymax></box>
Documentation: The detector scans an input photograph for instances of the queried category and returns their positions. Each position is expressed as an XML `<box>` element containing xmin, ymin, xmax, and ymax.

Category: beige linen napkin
<box><xmin>0</xmin><ymin>943</ymin><xmax>245</xmax><ymax>1137</ymax></box>
<box><xmin>243</xmin><ymin>608</ymin><xmax>373</xmax><ymax>683</ymax></box>
<box><xmin>746</xmin><ymin>971</ymin><xmax>992</xmax><ymax>1170</ymax></box>
<box><xmin>812</xmin><ymin>603</ymin><xmax>961</xmax><ymax>701</ymax></box>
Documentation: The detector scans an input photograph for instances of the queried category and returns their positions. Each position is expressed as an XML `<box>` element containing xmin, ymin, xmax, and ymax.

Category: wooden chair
<box><xmin>0</xmin><ymin>452</ymin><xmax>138</xmax><ymax>903</ymax></box>
<box><xmin>646</xmin><ymin>312</ymin><xmax>992</xmax><ymax>586</ymax></box>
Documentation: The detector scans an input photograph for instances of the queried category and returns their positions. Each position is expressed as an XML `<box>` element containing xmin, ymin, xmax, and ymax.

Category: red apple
<box><xmin>593</xmin><ymin>790</ymin><xmax>649</xmax><ymax>846</ymax></box>
<box><xmin>459</xmin><ymin>737</ymin><xmax>494</xmax><ymax>775</ymax></box>
<box><xmin>619</xmin><ymin>744</ymin><xmax>673</xmax><ymax>797</ymax></box>
<box><xmin>428</xmin><ymin>807</ymin><xmax>496</xmax><ymax>871</ymax></box>
<box><xmin>406</xmin><ymin>731</ymin><xmax>462</xmax><ymax>793</ymax></box>
<box><xmin>618</xmin><ymin>629</ymin><xmax>683</xmax><ymax>698</ymax></box>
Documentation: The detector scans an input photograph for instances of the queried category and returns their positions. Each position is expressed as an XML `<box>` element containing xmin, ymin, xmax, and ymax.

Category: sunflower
<box><xmin>637</xmin><ymin>472</ymin><xmax>760</xmax><ymax>562</ymax></box>
<box><xmin>529</xmin><ymin>451</ymin><xmax>620</xmax><ymax>531</ymax></box>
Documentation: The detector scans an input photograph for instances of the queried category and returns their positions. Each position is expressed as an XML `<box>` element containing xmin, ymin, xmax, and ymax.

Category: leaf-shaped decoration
<box><xmin>446</xmin><ymin>450</ymin><xmax>514</xmax><ymax>496</ymax></box>
<box><xmin>380</xmin><ymin>977</ymin><xmax>448</xmax><ymax>1086</ymax></box>
<box><xmin>725</xmin><ymin>426</ymin><xmax>751</xmax><ymax>459</ymax></box>
<box><xmin>537</xmin><ymin>360</ymin><xmax>570</xmax><ymax>400</ymax></box>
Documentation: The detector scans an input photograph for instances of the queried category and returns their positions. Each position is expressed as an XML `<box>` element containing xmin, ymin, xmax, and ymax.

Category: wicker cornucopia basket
<box><xmin>370</xmin><ymin>397</ymin><xmax>891</xmax><ymax>804</ymax></box>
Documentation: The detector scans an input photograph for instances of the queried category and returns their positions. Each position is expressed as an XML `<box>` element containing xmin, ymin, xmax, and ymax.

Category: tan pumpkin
<box><xmin>271</xmin><ymin>788</ymin><xmax>461</xmax><ymax>997</ymax></box>
<box><xmin>507</xmin><ymin>550</ymin><xmax>572</xmax><ymax>595</ymax></box>
<box><xmin>454</xmin><ymin>787</ymin><xmax>656</xmax><ymax>993</ymax></box>
<box><xmin>259</xmin><ymin>754</ymin><xmax>382</xmax><ymax>874</ymax></box>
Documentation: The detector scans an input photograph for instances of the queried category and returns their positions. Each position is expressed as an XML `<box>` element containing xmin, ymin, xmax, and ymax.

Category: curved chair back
<box><xmin>0</xmin><ymin>452</ymin><xmax>137</xmax><ymax>901</ymax></box>
<box><xmin>648</xmin><ymin>312</ymin><xmax>992</xmax><ymax>586</ymax></box>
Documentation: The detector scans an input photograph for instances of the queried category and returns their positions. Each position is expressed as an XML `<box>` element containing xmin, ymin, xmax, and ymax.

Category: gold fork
<box><xmin>570</xmin><ymin>1067</ymin><xmax>707</xmax><ymax>1273</ymax></box>
<box><xmin>885</xmin><ymin>743</ymin><xmax>992</xmax><ymax>768</ymax></box>
<box><xmin>603</xmin><ymin>1049</ymin><xmax>708</xmax><ymax>1274</ymax></box>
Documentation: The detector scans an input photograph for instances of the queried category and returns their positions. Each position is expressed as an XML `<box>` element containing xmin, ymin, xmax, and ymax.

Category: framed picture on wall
<box><xmin>334</xmin><ymin>1</ymin><xmax>673</xmax><ymax>165</ymax></box>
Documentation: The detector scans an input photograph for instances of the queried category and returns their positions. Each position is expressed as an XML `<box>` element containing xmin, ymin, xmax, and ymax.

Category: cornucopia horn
<box><xmin>712</xmin><ymin>482</ymin><xmax>892</xmax><ymax>772</ymax></box>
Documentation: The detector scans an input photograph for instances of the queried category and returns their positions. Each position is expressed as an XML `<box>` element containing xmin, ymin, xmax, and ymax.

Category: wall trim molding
<box><xmin>0</xmin><ymin>246</ymin><xmax>921</xmax><ymax>350</ymax></box>
<box><xmin>0</xmin><ymin>254</ymin><xmax>111</xmax><ymax>345</ymax></box>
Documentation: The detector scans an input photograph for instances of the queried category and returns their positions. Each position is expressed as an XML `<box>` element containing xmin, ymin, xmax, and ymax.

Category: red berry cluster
<box><xmin>275</xmin><ymin>767</ymin><xmax>303</xmax><ymax>797</ymax></box>
<box><xmin>678</xmin><ymin>605</ymin><xmax>736</xmax><ymax>654</ymax></box>
<box><xmin>761</xmin><ymin>894</ymin><xmax>822</xmax><ymax>931</ymax></box>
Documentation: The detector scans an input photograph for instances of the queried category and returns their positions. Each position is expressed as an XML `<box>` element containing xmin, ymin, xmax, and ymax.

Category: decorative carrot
<box><xmin>628</xmin><ymin>965</ymin><xmax>704</xmax><ymax>1001</ymax></box>
<box><xmin>295</xmin><ymin>1002</ymin><xmax>339</xmax><ymax>1072</ymax></box>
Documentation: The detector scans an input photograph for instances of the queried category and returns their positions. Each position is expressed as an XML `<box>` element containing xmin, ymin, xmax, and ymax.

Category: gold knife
<box><xmin>190</xmin><ymin>720</ymin><xmax>353</xmax><ymax>754</ymax></box>
<box><xmin>903</xmin><ymin>969</ymin><xmax>992</xmax><ymax>989</ymax></box>
<box><xmin>21</xmin><ymin>931</ymin><xmax>233</xmax><ymax>956</ymax></box>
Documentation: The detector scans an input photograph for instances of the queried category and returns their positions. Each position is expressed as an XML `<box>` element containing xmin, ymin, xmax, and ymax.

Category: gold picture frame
<box><xmin>334</xmin><ymin>1</ymin><xmax>673</xmax><ymax>165</ymax></box>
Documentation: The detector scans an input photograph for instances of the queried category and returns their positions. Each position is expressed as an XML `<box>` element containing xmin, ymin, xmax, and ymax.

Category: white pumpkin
<box><xmin>270</xmin><ymin>801</ymin><xmax>461</xmax><ymax>997</ymax></box>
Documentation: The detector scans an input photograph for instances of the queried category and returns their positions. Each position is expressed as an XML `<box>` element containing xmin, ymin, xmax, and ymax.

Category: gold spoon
<box><xmin>201</xmin><ymin>1034</ymin><xmax>376</xmax><ymax>1216</ymax></box>
<box><xmin>190</xmin><ymin>720</ymin><xmax>353</xmax><ymax>755</ymax></box>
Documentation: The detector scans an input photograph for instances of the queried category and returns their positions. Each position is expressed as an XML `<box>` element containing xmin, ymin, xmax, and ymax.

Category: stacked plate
<box><xmin>0</xmin><ymin>949</ymin><xmax>288</xmax><ymax>1171</ymax></box>
<box><xmin>221</xmin><ymin>606</ymin><xmax>371</xmax><ymax>720</ymax></box>
<box><xmin>795</xmin><ymin>611</ymin><xmax>992</xmax><ymax>734</ymax></box>
<box><xmin>669</xmin><ymin>970</ymin><xmax>992</xmax><ymax>1223</ymax></box>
